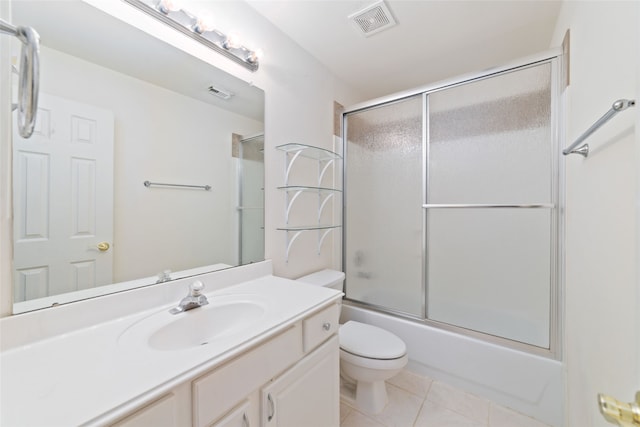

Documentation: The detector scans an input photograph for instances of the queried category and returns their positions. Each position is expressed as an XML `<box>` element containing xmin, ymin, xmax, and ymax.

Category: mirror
<box><xmin>10</xmin><ymin>0</ymin><xmax>265</xmax><ymax>313</ymax></box>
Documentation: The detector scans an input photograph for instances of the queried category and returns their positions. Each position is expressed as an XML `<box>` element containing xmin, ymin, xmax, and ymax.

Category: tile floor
<box><xmin>340</xmin><ymin>370</ymin><xmax>553</xmax><ymax>427</ymax></box>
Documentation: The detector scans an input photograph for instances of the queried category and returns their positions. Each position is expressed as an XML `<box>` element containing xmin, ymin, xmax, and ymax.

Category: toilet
<box><xmin>297</xmin><ymin>269</ymin><xmax>408</xmax><ymax>414</ymax></box>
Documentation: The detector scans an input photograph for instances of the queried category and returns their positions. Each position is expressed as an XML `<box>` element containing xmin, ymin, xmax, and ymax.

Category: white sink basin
<box><xmin>119</xmin><ymin>295</ymin><xmax>267</xmax><ymax>351</ymax></box>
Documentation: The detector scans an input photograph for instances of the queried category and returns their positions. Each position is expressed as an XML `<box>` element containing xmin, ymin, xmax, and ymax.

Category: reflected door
<box><xmin>237</xmin><ymin>134</ymin><xmax>264</xmax><ymax>265</ymax></box>
<box><xmin>13</xmin><ymin>93</ymin><xmax>114</xmax><ymax>302</ymax></box>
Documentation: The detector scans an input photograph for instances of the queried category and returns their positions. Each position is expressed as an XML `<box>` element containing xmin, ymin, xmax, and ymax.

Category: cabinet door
<box><xmin>211</xmin><ymin>400</ymin><xmax>252</xmax><ymax>427</ymax></box>
<box><xmin>262</xmin><ymin>336</ymin><xmax>339</xmax><ymax>427</ymax></box>
<box><xmin>193</xmin><ymin>325</ymin><xmax>302</xmax><ymax>427</ymax></box>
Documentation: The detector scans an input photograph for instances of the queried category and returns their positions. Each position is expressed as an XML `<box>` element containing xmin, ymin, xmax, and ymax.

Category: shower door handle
<box><xmin>599</xmin><ymin>392</ymin><xmax>640</xmax><ymax>426</ymax></box>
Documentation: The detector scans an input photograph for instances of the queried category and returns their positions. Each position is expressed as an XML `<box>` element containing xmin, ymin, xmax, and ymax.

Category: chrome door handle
<box><xmin>599</xmin><ymin>392</ymin><xmax>640</xmax><ymax>426</ymax></box>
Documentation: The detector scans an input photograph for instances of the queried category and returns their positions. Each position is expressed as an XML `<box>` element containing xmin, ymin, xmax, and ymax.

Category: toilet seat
<box><xmin>339</xmin><ymin>321</ymin><xmax>406</xmax><ymax>360</ymax></box>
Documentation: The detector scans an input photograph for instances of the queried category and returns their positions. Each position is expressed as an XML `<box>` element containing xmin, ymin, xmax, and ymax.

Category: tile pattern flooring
<box><xmin>340</xmin><ymin>370</ymin><xmax>553</xmax><ymax>427</ymax></box>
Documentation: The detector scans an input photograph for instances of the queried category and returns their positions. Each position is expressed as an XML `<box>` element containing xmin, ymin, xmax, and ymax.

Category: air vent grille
<box><xmin>349</xmin><ymin>1</ymin><xmax>396</xmax><ymax>37</ymax></box>
<box><xmin>208</xmin><ymin>85</ymin><xmax>233</xmax><ymax>100</ymax></box>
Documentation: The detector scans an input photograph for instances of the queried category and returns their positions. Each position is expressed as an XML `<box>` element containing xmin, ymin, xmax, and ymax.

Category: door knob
<box><xmin>97</xmin><ymin>242</ymin><xmax>110</xmax><ymax>252</ymax></box>
<box><xmin>598</xmin><ymin>392</ymin><xmax>640</xmax><ymax>426</ymax></box>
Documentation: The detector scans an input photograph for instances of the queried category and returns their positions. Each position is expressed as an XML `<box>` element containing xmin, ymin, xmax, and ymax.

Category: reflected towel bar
<box><xmin>144</xmin><ymin>181</ymin><xmax>211</xmax><ymax>191</ymax></box>
<box><xmin>563</xmin><ymin>99</ymin><xmax>636</xmax><ymax>157</ymax></box>
<box><xmin>0</xmin><ymin>18</ymin><xmax>40</xmax><ymax>138</ymax></box>
<box><xmin>423</xmin><ymin>203</ymin><xmax>554</xmax><ymax>209</ymax></box>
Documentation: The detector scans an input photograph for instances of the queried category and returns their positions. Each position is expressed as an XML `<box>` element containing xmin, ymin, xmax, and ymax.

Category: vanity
<box><xmin>0</xmin><ymin>261</ymin><xmax>342</xmax><ymax>426</ymax></box>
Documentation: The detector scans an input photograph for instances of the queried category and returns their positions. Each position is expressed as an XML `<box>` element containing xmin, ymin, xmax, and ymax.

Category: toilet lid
<box><xmin>339</xmin><ymin>321</ymin><xmax>406</xmax><ymax>360</ymax></box>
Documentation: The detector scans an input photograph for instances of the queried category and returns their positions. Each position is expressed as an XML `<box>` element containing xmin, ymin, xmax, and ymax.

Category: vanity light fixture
<box><xmin>123</xmin><ymin>0</ymin><xmax>262</xmax><ymax>72</ymax></box>
<box><xmin>157</xmin><ymin>0</ymin><xmax>181</xmax><ymax>14</ymax></box>
<box><xmin>247</xmin><ymin>48</ymin><xmax>264</xmax><ymax>64</ymax></box>
<box><xmin>222</xmin><ymin>33</ymin><xmax>242</xmax><ymax>50</ymax></box>
<box><xmin>192</xmin><ymin>12</ymin><xmax>215</xmax><ymax>34</ymax></box>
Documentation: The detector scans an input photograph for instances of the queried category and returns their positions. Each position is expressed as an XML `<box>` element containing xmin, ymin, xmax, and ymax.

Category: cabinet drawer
<box><xmin>193</xmin><ymin>324</ymin><xmax>303</xmax><ymax>427</ymax></box>
<box><xmin>303</xmin><ymin>303</ymin><xmax>340</xmax><ymax>352</ymax></box>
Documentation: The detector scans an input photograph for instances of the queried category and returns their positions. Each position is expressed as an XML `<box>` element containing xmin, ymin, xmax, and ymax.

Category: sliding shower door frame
<box><xmin>342</xmin><ymin>49</ymin><xmax>565</xmax><ymax>359</ymax></box>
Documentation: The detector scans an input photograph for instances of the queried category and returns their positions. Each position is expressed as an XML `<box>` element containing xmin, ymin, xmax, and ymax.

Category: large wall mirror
<box><xmin>10</xmin><ymin>0</ymin><xmax>265</xmax><ymax>313</ymax></box>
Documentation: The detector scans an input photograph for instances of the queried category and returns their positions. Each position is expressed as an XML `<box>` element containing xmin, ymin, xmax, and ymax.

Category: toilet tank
<box><xmin>297</xmin><ymin>269</ymin><xmax>345</xmax><ymax>291</ymax></box>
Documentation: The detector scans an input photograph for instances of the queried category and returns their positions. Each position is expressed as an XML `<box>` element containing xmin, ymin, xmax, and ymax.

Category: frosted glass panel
<box><xmin>427</xmin><ymin>208</ymin><xmax>551</xmax><ymax>348</ymax></box>
<box><xmin>345</xmin><ymin>96</ymin><xmax>423</xmax><ymax>316</ymax></box>
<box><xmin>428</xmin><ymin>63</ymin><xmax>552</xmax><ymax>204</ymax></box>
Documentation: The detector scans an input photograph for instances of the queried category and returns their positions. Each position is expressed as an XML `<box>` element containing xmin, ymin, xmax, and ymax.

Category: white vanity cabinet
<box><xmin>110</xmin><ymin>383</ymin><xmax>192</xmax><ymax>427</ymax></box>
<box><xmin>193</xmin><ymin>302</ymin><xmax>341</xmax><ymax>427</ymax></box>
<box><xmin>209</xmin><ymin>398</ymin><xmax>255</xmax><ymax>427</ymax></box>
<box><xmin>111</xmin><ymin>394</ymin><xmax>178</xmax><ymax>427</ymax></box>
<box><xmin>262</xmin><ymin>336</ymin><xmax>339</xmax><ymax>427</ymax></box>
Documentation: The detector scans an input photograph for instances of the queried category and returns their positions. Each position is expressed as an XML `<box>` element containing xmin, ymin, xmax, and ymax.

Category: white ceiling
<box><xmin>247</xmin><ymin>0</ymin><xmax>562</xmax><ymax>100</ymax></box>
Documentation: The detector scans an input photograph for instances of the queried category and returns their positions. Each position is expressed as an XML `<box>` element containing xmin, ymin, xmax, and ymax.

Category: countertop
<box><xmin>0</xmin><ymin>274</ymin><xmax>341</xmax><ymax>426</ymax></box>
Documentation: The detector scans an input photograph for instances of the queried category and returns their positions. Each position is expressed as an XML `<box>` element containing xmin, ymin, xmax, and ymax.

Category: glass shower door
<box><xmin>344</xmin><ymin>95</ymin><xmax>423</xmax><ymax>316</ymax></box>
<box><xmin>425</xmin><ymin>62</ymin><xmax>557</xmax><ymax>348</ymax></box>
<box><xmin>237</xmin><ymin>134</ymin><xmax>264</xmax><ymax>264</ymax></box>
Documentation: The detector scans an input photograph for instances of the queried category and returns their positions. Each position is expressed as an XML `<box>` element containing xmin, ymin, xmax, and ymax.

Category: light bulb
<box><xmin>157</xmin><ymin>0</ymin><xmax>181</xmax><ymax>14</ymax></box>
<box><xmin>223</xmin><ymin>33</ymin><xmax>242</xmax><ymax>50</ymax></box>
<box><xmin>192</xmin><ymin>12</ymin><xmax>215</xmax><ymax>34</ymax></box>
<box><xmin>247</xmin><ymin>48</ymin><xmax>264</xmax><ymax>64</ymax></box>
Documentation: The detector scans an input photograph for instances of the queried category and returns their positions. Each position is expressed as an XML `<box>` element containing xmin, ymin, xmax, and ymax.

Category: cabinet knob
<box><xmin>322</xmin><ymin>322</ymin><xmax>331</xmax><ymax>331</ymax></box>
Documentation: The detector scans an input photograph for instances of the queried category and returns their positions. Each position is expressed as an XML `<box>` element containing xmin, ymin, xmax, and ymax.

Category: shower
<box><xmin>342</xmin><ymin>54</ymin><xmax>562</xmax><ymax>356</ymax></box>
<box><xmin>234</xmin><ymin>133</ymin><xmax>264</xmax><ymax>265</ymax></box>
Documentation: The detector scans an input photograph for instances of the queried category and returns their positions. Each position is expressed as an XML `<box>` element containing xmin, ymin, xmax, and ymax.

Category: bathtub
<box><xmin>341</xmin><ymin>304</ymin><xmax>563</xmax><ymax>427</ymax></box>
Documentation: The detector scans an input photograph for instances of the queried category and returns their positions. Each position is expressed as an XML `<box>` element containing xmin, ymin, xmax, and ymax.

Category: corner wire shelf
<box><xmin>275</xmin><ymin>144</ymin><xmax>343</xmax><ymax>262</ymax></box>
<box><xmin>277</xmin><ymin>186</ymin><xmax>342</xmax><ymax>223</ymax></box>
<box><xmin>276</xmin><ymin>225</ymin><xmax>342</xmax><ymax>262</ymax></box>
<box><xmin>276</xmin><ymin>143</ymin><xmax>343</xmax><ymax>185</ymax></box>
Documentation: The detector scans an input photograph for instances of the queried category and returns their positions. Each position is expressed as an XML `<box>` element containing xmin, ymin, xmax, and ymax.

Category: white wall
<box><xmin>551</xmin><ymin>2</ymin><xmax>639</xmax><ymax>426</ymax></box>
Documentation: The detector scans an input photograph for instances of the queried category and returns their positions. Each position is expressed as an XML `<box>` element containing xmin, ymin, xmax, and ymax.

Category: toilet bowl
<box><xmin>339</xmin><ymin>320</ymin><xmax>408</xmax><ymax>413</ymax></box>
<box><xmin>297</xmin><ymin>270</ymin><xmax>408</xmax><ymax>414</ymax></box>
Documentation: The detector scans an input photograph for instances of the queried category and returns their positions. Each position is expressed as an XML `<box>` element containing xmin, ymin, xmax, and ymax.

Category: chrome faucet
<box><xmin>170</xmin><ymin>280</ymin><xmax>209</xmax><ymax>314</ymax></box>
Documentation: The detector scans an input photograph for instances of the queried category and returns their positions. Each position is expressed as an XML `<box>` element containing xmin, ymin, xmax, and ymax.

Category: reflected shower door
<box><xmin>237</xmin><ymin>135</ymin><xmax>264</xmax><ymax>264</ymax></box>
<box><xmin>426</xmin><ymin>62</ymin><xmax>557</xmax><ymax>348</ymax></box>
<box><xmin>344</xmin><ymin>95</ymin><xmax>423</xmax><ymax>316</ymax></box>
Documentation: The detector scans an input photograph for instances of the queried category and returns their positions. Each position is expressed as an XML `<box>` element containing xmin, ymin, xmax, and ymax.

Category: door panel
<box><xmin>13</xmin><ymin>93</ymin><xmax>114</xmax><ymax>301</ymax></box>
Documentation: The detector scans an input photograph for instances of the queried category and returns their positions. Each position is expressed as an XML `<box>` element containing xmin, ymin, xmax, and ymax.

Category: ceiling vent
<box><xmin>348</xmin><ymin>1</ymin><xmax>397</xmax><ymax>37</ymax></box>
<box><xmin>207</xmin><ymin>85</ymin><xmax>233</xmax><ymax>100</ymax></box>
